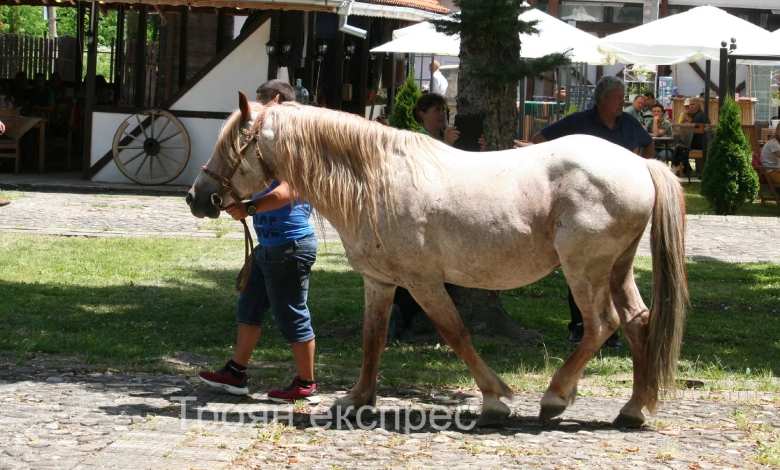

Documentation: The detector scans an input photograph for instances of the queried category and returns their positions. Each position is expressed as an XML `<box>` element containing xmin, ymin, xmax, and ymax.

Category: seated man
<box><xmin>672</xmin><ymin>97</ymin><xmax>709</xmax><ymax>175</ymax></box>
<box><xmin>677</xmin><ymin>98</ymin><xmax>692</xmax><ymax>123</ymax></box>
<box><xmin>641</xmin><ymin>92</ymin><xmax>655</xmax><ymax>125</ymax></box>
<box><xmin>645</xmin><ymin>103</ymin><xmax>673</xmax><ymax>162</ymax></box>
<box><xmin>624</xmin><ymin>95</ymin><xmax>645</xmax><ymax>122</ymax></box>
<box><xmin>23</xmin><ymin>72</ymin><xmax>55</xmax><ymax>117</ymax></box>
<box><xmin>760</xmin><ymin>122</ymin><xmax>780</xmax><ymax>183</ymax></box>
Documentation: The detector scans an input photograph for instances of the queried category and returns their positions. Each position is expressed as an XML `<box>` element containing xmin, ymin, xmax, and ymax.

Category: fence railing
<box><xmin>0</xmin><ymin>34</ymin><xmax>79</xmax><ymax>82</ymax></box>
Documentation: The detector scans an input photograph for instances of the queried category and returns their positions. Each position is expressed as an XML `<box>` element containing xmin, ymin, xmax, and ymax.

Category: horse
<box><xmin>186</xmin><ymin>92</ymin><xmax>688</xmax><ymax>428</ymax></box>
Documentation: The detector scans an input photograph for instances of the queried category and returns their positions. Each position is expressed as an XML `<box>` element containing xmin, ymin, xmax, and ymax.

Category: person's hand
<box><xmin>478</xmin><ymin>136</ymin><xmax>486</xmax><ymax>152</ymax></box>
<box><xmin>444</xmin><ymin>126</ymin><xmax>460</xmax><ymax>147</ymax></box>
<box><xmin>225</xmin><ymin>202</ymin><xmax>250</xmax><ymax>220</ymax></box>
<box><xmin>0</xmin><ymin>120</ymin><xmax>5</xmax><ymax>136</ymax></box>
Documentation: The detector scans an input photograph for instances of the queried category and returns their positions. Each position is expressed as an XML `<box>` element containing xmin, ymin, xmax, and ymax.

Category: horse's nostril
<box><xmin>185</xmin><ymin>192</ymin><xmax>194</xmax><ymax>206</ymax></box>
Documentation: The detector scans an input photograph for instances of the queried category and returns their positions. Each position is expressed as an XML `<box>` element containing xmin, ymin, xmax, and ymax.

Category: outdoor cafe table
<box><xmin>652</xmin><ymin>135</ymin><xmax>676</xmax><ymax>161</ymax></box>
<box><xmin>1</xmin><ymin>113</ymin><xmax>46</xmax><ymax>173</ymax></box>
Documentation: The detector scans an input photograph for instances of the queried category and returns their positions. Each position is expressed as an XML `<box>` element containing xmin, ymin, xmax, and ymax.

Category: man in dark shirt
<box><xmin>532</xmin><ymin>75</ymin><xmax>654</xmax><ymax>348</ymax></box>
<box><xmin>687</xmin><ymin>97</ymin><xmax>709</xmax><ymax>150</ymax></box>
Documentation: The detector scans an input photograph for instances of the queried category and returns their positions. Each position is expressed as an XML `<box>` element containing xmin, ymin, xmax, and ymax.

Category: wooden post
<box><xmin>134</xmin><ymin>5</ymin><xmax>148</xmax><ymax>107</ymax></box>
<box><xmin>82</xmin><ymin>1</ymin><xmax>99</xmax><ymax>176</ymax></box>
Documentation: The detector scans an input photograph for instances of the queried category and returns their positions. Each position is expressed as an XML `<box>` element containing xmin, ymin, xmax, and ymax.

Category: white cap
<box><xmin>683</xmin><ymin>98</ymin><xmax>691</xmax><ymax>106</ymax></box>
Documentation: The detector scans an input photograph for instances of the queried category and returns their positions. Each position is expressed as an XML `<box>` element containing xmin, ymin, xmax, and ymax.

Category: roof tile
<box><xmin>369</xmin><ymin>0</ymin><xmax>450</xmax><ymax>14</ymax></box>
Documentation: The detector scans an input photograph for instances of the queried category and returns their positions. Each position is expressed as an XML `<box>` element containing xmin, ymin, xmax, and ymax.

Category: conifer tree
<box><xmin>389</xmin><ymin>69</ymin><xmax>421</xmax><ymax>131</ymax></box>
<box><xmin>700</xmin><ymin>97</ymin><xmax>759</xmax><ymax>214</ymax></box>
<box><xmin>432</xmin><ymin>0</ymin><xmax>570</xmax><ymax>150</ymax></box>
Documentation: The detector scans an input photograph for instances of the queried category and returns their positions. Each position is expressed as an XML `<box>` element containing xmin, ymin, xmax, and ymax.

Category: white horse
<box><xmin>186</xmin><ymin>93</ymin><xmax>688</xmax><ymax>427</ymax></box>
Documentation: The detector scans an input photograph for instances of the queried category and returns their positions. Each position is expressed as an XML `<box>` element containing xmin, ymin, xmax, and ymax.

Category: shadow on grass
<box><xmin>1</xmin><ymin>258</ymin><xmax>779</xmax><ymax>386</ymax></box>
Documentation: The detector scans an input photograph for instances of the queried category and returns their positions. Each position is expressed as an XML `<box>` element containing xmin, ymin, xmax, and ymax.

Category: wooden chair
<box><xmin>0</xmin><ymin>108</ymin><xmax>22</xmax><ymax>174</ymax></box>
<box><xmin>750</xmin><ymin>158</ymin><xmax>780</xmax><ymax>210</ymax></box>
<box><xmin>742</xmin><ymin>124</ymin><xmax>761</xmax><ymax>158</ymax></box>
<box><xmin>761</xmin><ymin>127</ymin><xmax>774</xmax><ymax>142</ymax></box>
<box><xmin>755</xmin><ymin>120</ymin><xmax>769</xmax><ymax>143</ymax></box>
<box><xmin>671</xmin><ymin>123</ymin><xmax>702</xmax><ymax>181</ymax></box>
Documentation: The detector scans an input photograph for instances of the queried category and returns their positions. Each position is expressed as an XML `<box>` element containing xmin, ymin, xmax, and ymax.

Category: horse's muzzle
<box><xmin>185</xmin><ymin>188</ymin><xmax>221</xmax><ymax>219</ymax></box>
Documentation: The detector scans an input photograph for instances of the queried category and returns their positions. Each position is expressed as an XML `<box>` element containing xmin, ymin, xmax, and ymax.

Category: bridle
<box><xmin>199</xmin><ymin>109</ymin><xmax>275</xmax><ymax>210</ymax></box>
<box><xmin>197</xmin><ymin>108</ymin><xmax>276</xmax><ymax>293</ymax></box>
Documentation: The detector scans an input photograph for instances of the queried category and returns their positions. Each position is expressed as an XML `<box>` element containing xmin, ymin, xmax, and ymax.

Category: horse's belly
<box><xmin>440</xmin><ymin>240</ymin><xmax>560</xmax><ymax>290</ymax></box>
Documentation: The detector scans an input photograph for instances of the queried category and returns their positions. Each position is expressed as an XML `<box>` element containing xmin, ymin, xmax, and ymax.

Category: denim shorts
<box><xmin>236</xmin><ymin>234</ymin><xmax>317</xmax><ymax>344</ymax></box>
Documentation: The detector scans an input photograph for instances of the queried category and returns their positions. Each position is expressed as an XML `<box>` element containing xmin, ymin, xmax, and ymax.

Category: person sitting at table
<box><xmin>22</xmin><ymin>72</ymin><xmax>55</xmax><ymax>118</ymax></box>
<box><xmin>677</xmin><ymin>98</ymin><xmax>692</xmax><ymax>123</ymax></box>
<box><xmin>641</xmin><ymin>92</ymin><xmax>656</xmax><ymax>125</ymax></box>
<box><xmin>9</xmin><ymin>71</ymin><xmax>32</xmax><ymax>107</ymax></box>
<box><xmin>645</xmin><ymin>103</ymin><xmax>673</xmax><ymax>162</ymax></box>
<box><xmin>760</xmin><ymin>122</ymin><xmax>780</xmax><ymax>184</ymax></box>
<box><xmin>624</xmin><ymin>95</ymin><xmax>645</xmax><ymax>122</ymax></box>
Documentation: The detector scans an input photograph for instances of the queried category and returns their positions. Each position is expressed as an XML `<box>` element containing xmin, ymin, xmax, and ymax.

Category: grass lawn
<box><xmin>683</xmin><ymin>181</ymin><xmax>780</xmax><ymax>216</ymax></box>
<box><xmin>1</xmin><ymin>233</ymin><xmax>778</xmax><ymax>393</ymax></box>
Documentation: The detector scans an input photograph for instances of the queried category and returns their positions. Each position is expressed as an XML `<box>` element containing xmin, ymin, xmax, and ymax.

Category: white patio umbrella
<box><xmin>729</xmin><ymin>27</ymin><xmax>780</xmax><ymax>65</ymax></box>
<box><xmin>370</xmin><ymin>23</ymin><xmax>459</xmax><ymax>55</ymax></box>
<box><xmin>598</xmin><ymin>5</ymin><xmax>773</xmax><ymax>65</ymax></box>
<box><xmin>370</xmin><ymin>8</ymin><xmax>607</xmax><ymax>65</ymax></box>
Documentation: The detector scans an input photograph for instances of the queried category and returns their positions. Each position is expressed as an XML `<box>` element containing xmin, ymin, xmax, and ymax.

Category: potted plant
<box><xmin>633</xmin><ymin>67</ymin><xmax>653</xmax><ymax>82</ymax></box>
<box><xmin>770</xmin><ymin>83</ymin><xmax>780</xmax><ymax>107</ymax></box>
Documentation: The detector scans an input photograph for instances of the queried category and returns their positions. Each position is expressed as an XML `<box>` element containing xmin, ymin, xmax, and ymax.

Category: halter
<box><xmin>199</xmin><ymin>110</ymin><xmax>275</xmax><ymax>210</ymax></box>
<box><xmin>198</xmin><ymin>109</ymin><xmax>275</xmax><ymax>293</ymax></box>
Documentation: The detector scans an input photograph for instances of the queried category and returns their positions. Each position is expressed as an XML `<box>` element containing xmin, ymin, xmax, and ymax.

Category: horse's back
<box><xmin>366</xmin><ymin>134</ymin><xmax>657</xmax><ymax>289</ymax></box>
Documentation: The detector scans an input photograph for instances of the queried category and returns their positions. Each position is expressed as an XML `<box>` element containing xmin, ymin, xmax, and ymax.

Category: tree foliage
<box><xmin>700</xmin><ymin>97</ymin><xmax>759</xmax><ymax>215</ymax></box>
<box><xmin>389</xmin><ymin>69</ymin><xmax>421</xmax><ymax>132</ymax></box>
<box><xmin>430</xmin><ymin>1</ymin><xmax>569</xmax><ymax>151</ymax></box>
<box><xmin>0</xmin><ymin>6</ymin><xmax>131</xmax><ymax>47</ymax></box>
<box><xmin>431</xmin><ymin>1</ymin><xmax>569</xmax><ymax>86</ymax></box>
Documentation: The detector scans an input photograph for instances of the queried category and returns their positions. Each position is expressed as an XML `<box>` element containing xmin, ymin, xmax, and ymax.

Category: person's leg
<box><xmin>567</xmin><ymin>288</ymin><xmax>584</xmax><ymax>342</ymax></box>
<box><xmin>264</xmin><ymin>235</ymin><xmax>320</xmax><ymax>403</ymax></box>
<box><xmin>233</xmin><ymin>324</ymin><xmax>263</xmax><ymax>366</ymax></box>
<box><xmin>199</xmin><ymin>246</ymin><xmax>270</xmax><ymax>395</ymax></box>
<box><xmin>290</xmin><ymin>339</ymin><xmax>315</xmax><ymax>382</ymax></box>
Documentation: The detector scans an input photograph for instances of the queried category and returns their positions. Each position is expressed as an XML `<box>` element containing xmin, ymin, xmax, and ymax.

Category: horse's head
<box><xmin>186</xmin><ymin>91</ymin><xmax>276</xmax><ymax>218</ymax></box>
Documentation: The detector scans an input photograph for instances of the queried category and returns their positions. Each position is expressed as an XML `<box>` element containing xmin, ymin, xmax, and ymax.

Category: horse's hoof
<box><xmin>476</xmin><ymin>411</ymin><xmax>507</xmax><ymax>427</ymax></box>
<box><xmin>539</xmin><ymin>404</ymin><xmax>566</xmax><ymax>422</ymax></box>
<box><xmin>612</xmin><ymin>413</ymin><xmax>645</xmax><ymax>428</ymax></box>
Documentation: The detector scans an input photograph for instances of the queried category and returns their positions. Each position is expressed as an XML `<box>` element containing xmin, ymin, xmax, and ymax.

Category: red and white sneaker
<box><xmin>267</xmin><ymin>376</ymin><xmax>320</xmax><ymax>404</ymax></box>
<box><xmin>199</xmin><ymin>364</ymin><xmax>249</xmax><ymax>395</ymax></box>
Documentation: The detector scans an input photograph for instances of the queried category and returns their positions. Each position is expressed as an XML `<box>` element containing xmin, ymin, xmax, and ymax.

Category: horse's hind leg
<box><xmin>331</xmin><ymin>276</ymin><xmax>395</xmax><ymax>416</ymax></box>
<box><xmin>610</xmin><ymin>238</ymin><xmax>651</xmax><ymax>428</ymax></box>
<box><xmin>540</xmin><ymin>264</ymin><xmax>618</xmax><ymax>421</ymax></box>
<box><xmin>409</xmin><ymin>284</ymin><xmax>513</xmax><ymax>426</ymax></box>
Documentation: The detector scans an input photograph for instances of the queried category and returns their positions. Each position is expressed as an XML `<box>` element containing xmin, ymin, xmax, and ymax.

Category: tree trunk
<box><xmin>449</xmin><ymin>2</ymin><xmax>523</xmax><ymax>338</ymax></box>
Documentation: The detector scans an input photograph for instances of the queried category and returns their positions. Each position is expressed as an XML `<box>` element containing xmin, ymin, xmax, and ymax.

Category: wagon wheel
<box><xmin>112</xmin><ymin>109</ymin><xmax>190</xmax><ymax>185</ymax></box>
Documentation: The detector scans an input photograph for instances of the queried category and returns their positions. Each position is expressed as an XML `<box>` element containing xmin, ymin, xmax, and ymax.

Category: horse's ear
<box><xmin>238</xmin><ymin>91</ymin><xmax>252</xmax><ymax>122</ymax></box>
<box><xmin>270</xmin><ymin>94</ymin><xmax>280</xmax><ymax>104</ymax></box>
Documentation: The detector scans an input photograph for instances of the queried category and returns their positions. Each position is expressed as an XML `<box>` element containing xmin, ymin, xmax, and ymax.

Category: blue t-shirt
<box><xmin>540</xmin><ymin>107</ymin><xmax>652</xmax><ymax>152</ymax></box>
<box><xmin>251</xmin><ymin>180</ymin><xmax>314</xmax><ymax>246</ymax></box>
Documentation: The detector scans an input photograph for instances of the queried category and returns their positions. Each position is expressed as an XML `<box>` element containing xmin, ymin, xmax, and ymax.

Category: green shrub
<box><xmin>700</xmin><ymin>97</ymin><xmax>759</xmax><ymax>215</ymax></box>
<box><xmin>389</xmin><ymin>68</ymin><xmax>421</xmax><ymax>131</ymax></box>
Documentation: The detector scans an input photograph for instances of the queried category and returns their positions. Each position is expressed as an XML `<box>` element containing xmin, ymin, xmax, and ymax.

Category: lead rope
<box><xmin>236</xmin><ymin>218</ymin><xmax>254</xmax><ymax>292</ymax></box>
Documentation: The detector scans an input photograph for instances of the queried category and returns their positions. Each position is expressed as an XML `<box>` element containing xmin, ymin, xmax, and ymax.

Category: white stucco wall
<box><xmin>91</xmin><ymin>20</ymin><xmax>271</xmax><ymax>184</ymax></box>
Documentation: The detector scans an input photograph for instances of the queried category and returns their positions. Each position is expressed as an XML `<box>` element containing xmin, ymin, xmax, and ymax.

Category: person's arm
<box><xmin>531</xmin><ymin>132</ymin><xmax>547</xmax><ymax>144</ymax></box>
<box><xmin>640</xmin><ymin>140</ymin><xmax>655</xmax><ymax>159</ymax></box>
<box><xmin>225</xmin><ymin>181</ymin><xmax>297</xmax><ymax>220</ymax></box>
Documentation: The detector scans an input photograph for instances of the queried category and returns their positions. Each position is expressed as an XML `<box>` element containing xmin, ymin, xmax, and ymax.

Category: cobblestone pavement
<box><xmin>1</xmin><ymin>183</ymin><xmax>779</xmax><ymax>469</ymax></box>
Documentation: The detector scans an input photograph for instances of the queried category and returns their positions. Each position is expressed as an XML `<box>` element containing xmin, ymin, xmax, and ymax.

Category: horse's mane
<box><xmin>251</xmin><ymin>102</ymin><xmax>442</xmax><ymax>236</ymax></box>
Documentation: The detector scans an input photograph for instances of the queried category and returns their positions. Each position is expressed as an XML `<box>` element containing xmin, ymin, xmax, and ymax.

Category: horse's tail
<box><xmin>643</xmin><ymin>160</ymin><xmax>688</xmax><ymax>415</ymax></box>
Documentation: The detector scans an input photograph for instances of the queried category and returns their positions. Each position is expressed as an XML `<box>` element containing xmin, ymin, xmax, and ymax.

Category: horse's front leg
<box><xmin>410</xmin><ymin>284</ymin><xmax>513</xmax><ymax>426</ymax></box>
<box><xmin>331</xmin><ymin>276</ymin><xmax>395</xmax><ymax>416</ymax></box>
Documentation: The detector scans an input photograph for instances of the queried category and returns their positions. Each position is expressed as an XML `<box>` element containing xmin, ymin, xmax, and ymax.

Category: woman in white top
<box><xmin>760</xmin><ymin>122</ymin><xmax>780</xmax><ymax>184</ymax></box>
